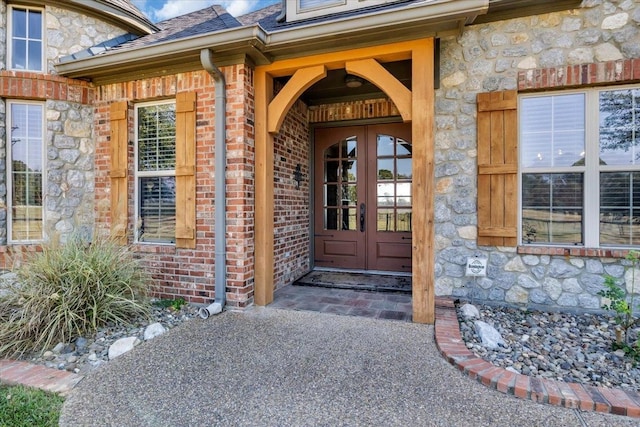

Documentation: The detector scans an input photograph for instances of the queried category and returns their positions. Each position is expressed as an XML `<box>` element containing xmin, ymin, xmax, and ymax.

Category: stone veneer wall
<box><xmin>46</xmin><ymin>5</ymin><xmax>125</xmax><ymax>74</ymax></box>
<box><xmin>435</xmin><ymin>0</ymin><xmax>640</xmax><ymax>312</ymax></box>
<box><xmin>273</xmin><ymin>99</ymin><xmax>311</xmax><ymax>289</ymax></box>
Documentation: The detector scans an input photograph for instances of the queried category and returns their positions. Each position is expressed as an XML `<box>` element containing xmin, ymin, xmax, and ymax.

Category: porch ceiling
<box><xmin>279</xmin><ymin>60</ymin><xmax>412</xmax><ymax>106</ymax></box>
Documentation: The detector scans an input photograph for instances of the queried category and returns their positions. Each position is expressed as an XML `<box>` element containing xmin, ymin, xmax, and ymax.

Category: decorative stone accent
<box><xmin>46</xmin><ymin>5</ymin><xmax>125</xmax><ymax>74</ymax></box>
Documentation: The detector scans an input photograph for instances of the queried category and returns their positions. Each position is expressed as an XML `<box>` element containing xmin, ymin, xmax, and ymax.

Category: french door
<box><xmin>314</xmin><ymin>123</ymin><xmax>412</xmax><ymax>272</ymax></box>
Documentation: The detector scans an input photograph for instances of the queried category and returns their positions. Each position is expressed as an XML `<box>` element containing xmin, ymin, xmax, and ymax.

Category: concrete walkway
<box><xmin>53</xmin><ymin>306</ymin><xmax>637</xmax><ymax>426</ymax></box>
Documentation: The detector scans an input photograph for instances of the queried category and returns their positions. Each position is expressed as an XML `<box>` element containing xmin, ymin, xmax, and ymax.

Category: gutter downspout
<box><xmin>199</xmin><ymin>48</ymin><xmax>227</xmax><ymax>319</ymax></box>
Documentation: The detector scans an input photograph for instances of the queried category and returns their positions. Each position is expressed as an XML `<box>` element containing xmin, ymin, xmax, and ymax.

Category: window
<box><xmin>7</xmin><ymin>102</ymin><xmax>44</xmax><ymax>242</ymax></box>
<box><xmin>520</xmin><ymin>86</ymin><xmax>640</xmax><ymax>247</ymax></box>
<box><xmin>8</xmin><ymin>6</ymin><xmax>44</xmax><ymax>72</ymax></box>
<box><xmin>287</xmin><ymin>0</ymin><xmax>400</xmax><ymax>22</ymax></box>
<box><xmin>299</xmin><ymin>0</ymin><xmax>344</xmax><ymax>12</ymax></box>
<box><xmin>135</xmin><ymin>101</ymin><xmax>176</xmax><ymax>244</ymax></box>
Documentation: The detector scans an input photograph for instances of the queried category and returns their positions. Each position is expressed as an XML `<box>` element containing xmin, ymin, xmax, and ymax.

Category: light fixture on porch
<box><xmin>344</xmin><ymin>74</ymin><xmax>365</xmax><ymax>88</ymax></box>
<box><xmin>293</xmin><ymin>164</ymin><xmax>304</xmax><ymax>189</ymax></box>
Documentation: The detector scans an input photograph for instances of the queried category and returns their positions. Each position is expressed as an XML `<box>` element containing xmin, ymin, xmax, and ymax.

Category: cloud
<box><xmin>154</xmin><ymin>0</ymin><xmax>216</xmax><ymax>21</ymax></box>
<box><xmin>135</xmin><ymin>0</ymin><xmax>269</xmax><ymax>22</ymax></box>
<box><xmin>223</xmin><ymin>1</ymin><xmax>262</xmax><ymax>17</ymax></box>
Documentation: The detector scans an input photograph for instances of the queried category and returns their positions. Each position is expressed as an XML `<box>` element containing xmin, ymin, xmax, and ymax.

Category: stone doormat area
<box><xmin>293</xmin><ymin>271</ymin><xmax>411</xmax><ymax>293</ymax></box>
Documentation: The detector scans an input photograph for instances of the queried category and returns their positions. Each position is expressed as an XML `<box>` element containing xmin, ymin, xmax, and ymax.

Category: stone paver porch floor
<box><xmin>270</xmin><ymin>283</ymin><xmax>412</xmax><ymax>322</ymax></box>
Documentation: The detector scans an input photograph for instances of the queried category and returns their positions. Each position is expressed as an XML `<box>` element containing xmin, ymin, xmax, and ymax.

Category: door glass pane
<box><xmin>323</xmin><ymin>137</ymin><xmax>357</xmax><ymax>231</ymax></box>
<box><xmin>397</xmin><ymin>158</ymin><xmax>412</xmax><ymax>179</ymax></box>
<box><xmin>377</xmin><ymin>208</ymin><xmax>394</xmax><ymax>231</ymax></box>
<box><xmin>325</xmin><ymin>144</ymin><xmax>339</xmax><ymax>159</ymax></box>
<box><xmin>599</xmin><ymin>89</ymin><xmax>640</xmax><ymax>166</ymax></box>
<box><xmin>377</xmin><ymin>135</ymin><xmax>394</xmax><ymax>156</ymax></box>
<box><xmin>397</xmin><ymin>138</ymin><xmax>411</xmax><ymax>156</ymax></box>
<box><xmin>600</xmin><ymin>172</ymin><xmax>640</xmax><ymax>245</ymax></box>
<box><xmin>397</xmin><ymin>209</ymin><xmax>412</xmax><ymax>232</ymax></box>
<box><xmin>341</xmin><ymin>184</ymin><xmax>357</xmax><ymax>206</ymax></box>
<box><xmin>345</xmin><ymin>138</ymin><xmax>357</xmax><ymax>158</ymax></box>
<box><xmin>325</xmin><ymin>161</ymin><xmax>338</xmax><ymax>182</ymax></box>
<box><xmin>397</xmin><ymin>182</ymin><xmax>411</xmax><ymax>207</ymax></box>
<box><xmin>376</xmin><ymin>133</ymin><xmax>412</xmax><ymax>232</ymax></box>
<box><xmin>342</xmin><ymin>160</ymin><xmax>356</xmax><ymax>181</ymax></box>
<box><xmin>378</xmin><ymin>159</ymin><xmax>394</xmax><ymax>180</ymax></box>
<box><xmin>325</xmin><ymin>184</ymin><xmax>338</xmax><ymax>207</ymax></box>
<box><xmin>325</xmin><ymin>208</ymin><xmax>338</xmax><ymax>230</ymax></box>
<box><xmin>342</xmin><ymin>208</ymin><xmax>356</xmax><ymax>231</ymax></box>
<box><xmin>377</xmin><ymin>183</ymin><xmax>394</xmax><ymax>206</ymax></box>
<box><xmin>521</xmin><ymin>173</ymin><xmax>583</xmax><ymax>244</ymax></box>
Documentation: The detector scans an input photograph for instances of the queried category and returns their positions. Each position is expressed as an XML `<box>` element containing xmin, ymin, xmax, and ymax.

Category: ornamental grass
<box><xmin>0</xmin><ymin>236</ymin><xmax>151</xmax><ymax>358</ymax></box>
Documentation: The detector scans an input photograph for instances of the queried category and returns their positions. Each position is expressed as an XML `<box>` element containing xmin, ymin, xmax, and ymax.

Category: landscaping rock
<box><xmin>474</xmin><ymin>320</ymin><xmax>506</xmax><ymax>349</ymax></box>
<box><xmin>108</xmin><ymin>337</ymin><xmax>141</xmax><ymax>360</ymax></box>
<box><xmin>144</xmin><ymin>322</ymin><xmax>167</xmax><ymax>340</ymax></box>
<box><xmin>460</xmin><ymin>303</ymin><xmax>480</xmax><ymax>319</ymax></box>
<box><xmin>458</xmin><ymin>304</ymin><xmax>640</xmax><ymax>390</ymax></box>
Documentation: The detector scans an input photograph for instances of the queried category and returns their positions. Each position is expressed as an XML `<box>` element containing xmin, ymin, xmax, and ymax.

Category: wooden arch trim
<box><xmin>345</xmin><ymin>59</ymin><xmax>412</xmax><ymax>122</ymax></box>
<box><xmin>268</xmin><ymin>65</ymin><xmax>327</xmax><ymax>133</ymax></box>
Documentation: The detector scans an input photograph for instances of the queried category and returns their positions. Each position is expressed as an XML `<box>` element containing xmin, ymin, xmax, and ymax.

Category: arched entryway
<box><xmin>254</xmin><ymin>39</ymin><xmax>436</xmax><ymax>323</ymax></box>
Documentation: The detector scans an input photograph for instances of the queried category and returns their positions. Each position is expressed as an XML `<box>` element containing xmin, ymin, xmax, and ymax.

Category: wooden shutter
<box><xmin>175</xmin><ymin>91</ymin><xmax>197</xmax><ymax>249</ymax></box>
<box><xmin>110</xmin><ymin>101</ymin><xmax>128</xmax><ymax>244</ymax></box>
<box><xmin>477</xmin><ymin>90</ymin><xmax>518</xmax><ymax>247</ymax></box>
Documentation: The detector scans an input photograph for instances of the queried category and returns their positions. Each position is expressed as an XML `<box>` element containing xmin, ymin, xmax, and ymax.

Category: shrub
<box><xmin>598</xmin><ymin>250</ymin><xmax>640</xmax><ymax>351</ymax></box>
<box><xmin>0</xmin><ymin>236</ymin><xmax>151</xmax><ymax>357</ymax></box>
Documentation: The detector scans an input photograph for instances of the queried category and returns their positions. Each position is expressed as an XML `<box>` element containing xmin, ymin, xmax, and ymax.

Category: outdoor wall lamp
<box><xmin>293</xmin><ymin>164</ymin><xmax>304</xmax><ymax>189</ymax></box>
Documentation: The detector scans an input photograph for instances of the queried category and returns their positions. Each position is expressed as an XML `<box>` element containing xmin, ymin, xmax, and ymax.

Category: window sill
<box><xmin>517</xmin><ymin>246</ymin><xmax>632</xmax><ymax>259</ymax></box>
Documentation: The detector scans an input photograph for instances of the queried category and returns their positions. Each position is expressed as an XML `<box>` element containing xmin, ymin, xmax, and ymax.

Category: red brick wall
<box><xmin>94</xmin><ymin>66</ymin><xmax>255</xmax><ymax>308</ymax></box>
<box><xmin>518</xmin><ymin>58</ymin><xmax>640</xmax><ymax>91</ymax></box>
<box><xmin>0</xmin><ymin>70</ymin><xmax>95</xmax><ymax>103</ymax></box>
<box><xmin>273</xmin><ymin>99</ymin><xmax>311</xmax><ymax>289</ymax></box>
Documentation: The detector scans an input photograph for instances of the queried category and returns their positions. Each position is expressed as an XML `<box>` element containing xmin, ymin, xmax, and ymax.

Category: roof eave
<box><xmin>55</xmin><ymin>26</ymin><xmax>269</xmax><ymax>83</ymax></box>
<box><xmin>56</xmin><ymin>0</ymin><xmax>489</xmax><ymax>83</ymax></box>
<box><xmin>263</xmin><ymin>0</ymin><xmax>489</xmax><ymax>60</ymax></box>
<box><xmin>49</xmin><ymin>0</ymin><xmax>158</xmax><ymax>35</ymax></box>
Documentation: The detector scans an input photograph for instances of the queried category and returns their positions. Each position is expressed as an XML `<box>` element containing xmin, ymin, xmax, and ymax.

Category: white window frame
<box><xmin>7</xmin><ymin>5</ymin><xmax>45</xmax><ymax>73</ymax></box>
<box><xmin>6</xmin><ymin>100</ymin><xmax>46</xmax><ymax>244</ymax></box>
<box><xmin>134</xmin><ymin>99</ymin><xmax>176</xmax><ymax>245</ymax></box>
<box><xmin>519</xmin><ymin>84</ymin><xmax>640</xmax><ymax>248</ymax></box>
<box><xmin>287</xmin><ymin>0</ymin><xmax>399</xmax><ymax>22</ymax></box>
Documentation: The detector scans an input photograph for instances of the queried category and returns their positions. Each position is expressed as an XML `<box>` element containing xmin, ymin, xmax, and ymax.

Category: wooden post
<box><xmin>411</xmin><ymin>38</ymin><xmax>435</xmax><ymax>324</ymax></box>
<box><xmin>254</xmin><ymin>70</ymin><xmax>275</xmax><ymax>305</ymax></box>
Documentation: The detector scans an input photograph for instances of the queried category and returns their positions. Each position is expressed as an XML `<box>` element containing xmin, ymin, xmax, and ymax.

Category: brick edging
<box><xmin>433</xmin><ymin>297</ymin><xmax>640</xmax><ymax>418</ymax></box>
<box><xmin>0</xmin><ymin>359</ymin><xmax>83</xmax><ymax>396</ymax></box>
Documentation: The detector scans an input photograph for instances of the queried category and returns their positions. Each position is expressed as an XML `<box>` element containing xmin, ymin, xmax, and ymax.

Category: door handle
<box><xmin>360</xmin><ymin>203</ymin><xmax>365</xmax><ymax>232</ymax></box>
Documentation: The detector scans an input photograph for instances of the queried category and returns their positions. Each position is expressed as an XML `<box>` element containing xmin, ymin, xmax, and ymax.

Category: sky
<box><xmin>131</xmin><ymin>0</ymin><xmax>279</xmax><ymax>22</ymax></box>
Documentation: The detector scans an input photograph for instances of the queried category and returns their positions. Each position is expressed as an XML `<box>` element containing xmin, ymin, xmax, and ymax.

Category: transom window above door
<box><xmin>519</xmin><ymin>86</ymin><xmax>640</xmax><ymax>247</ymax></box>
